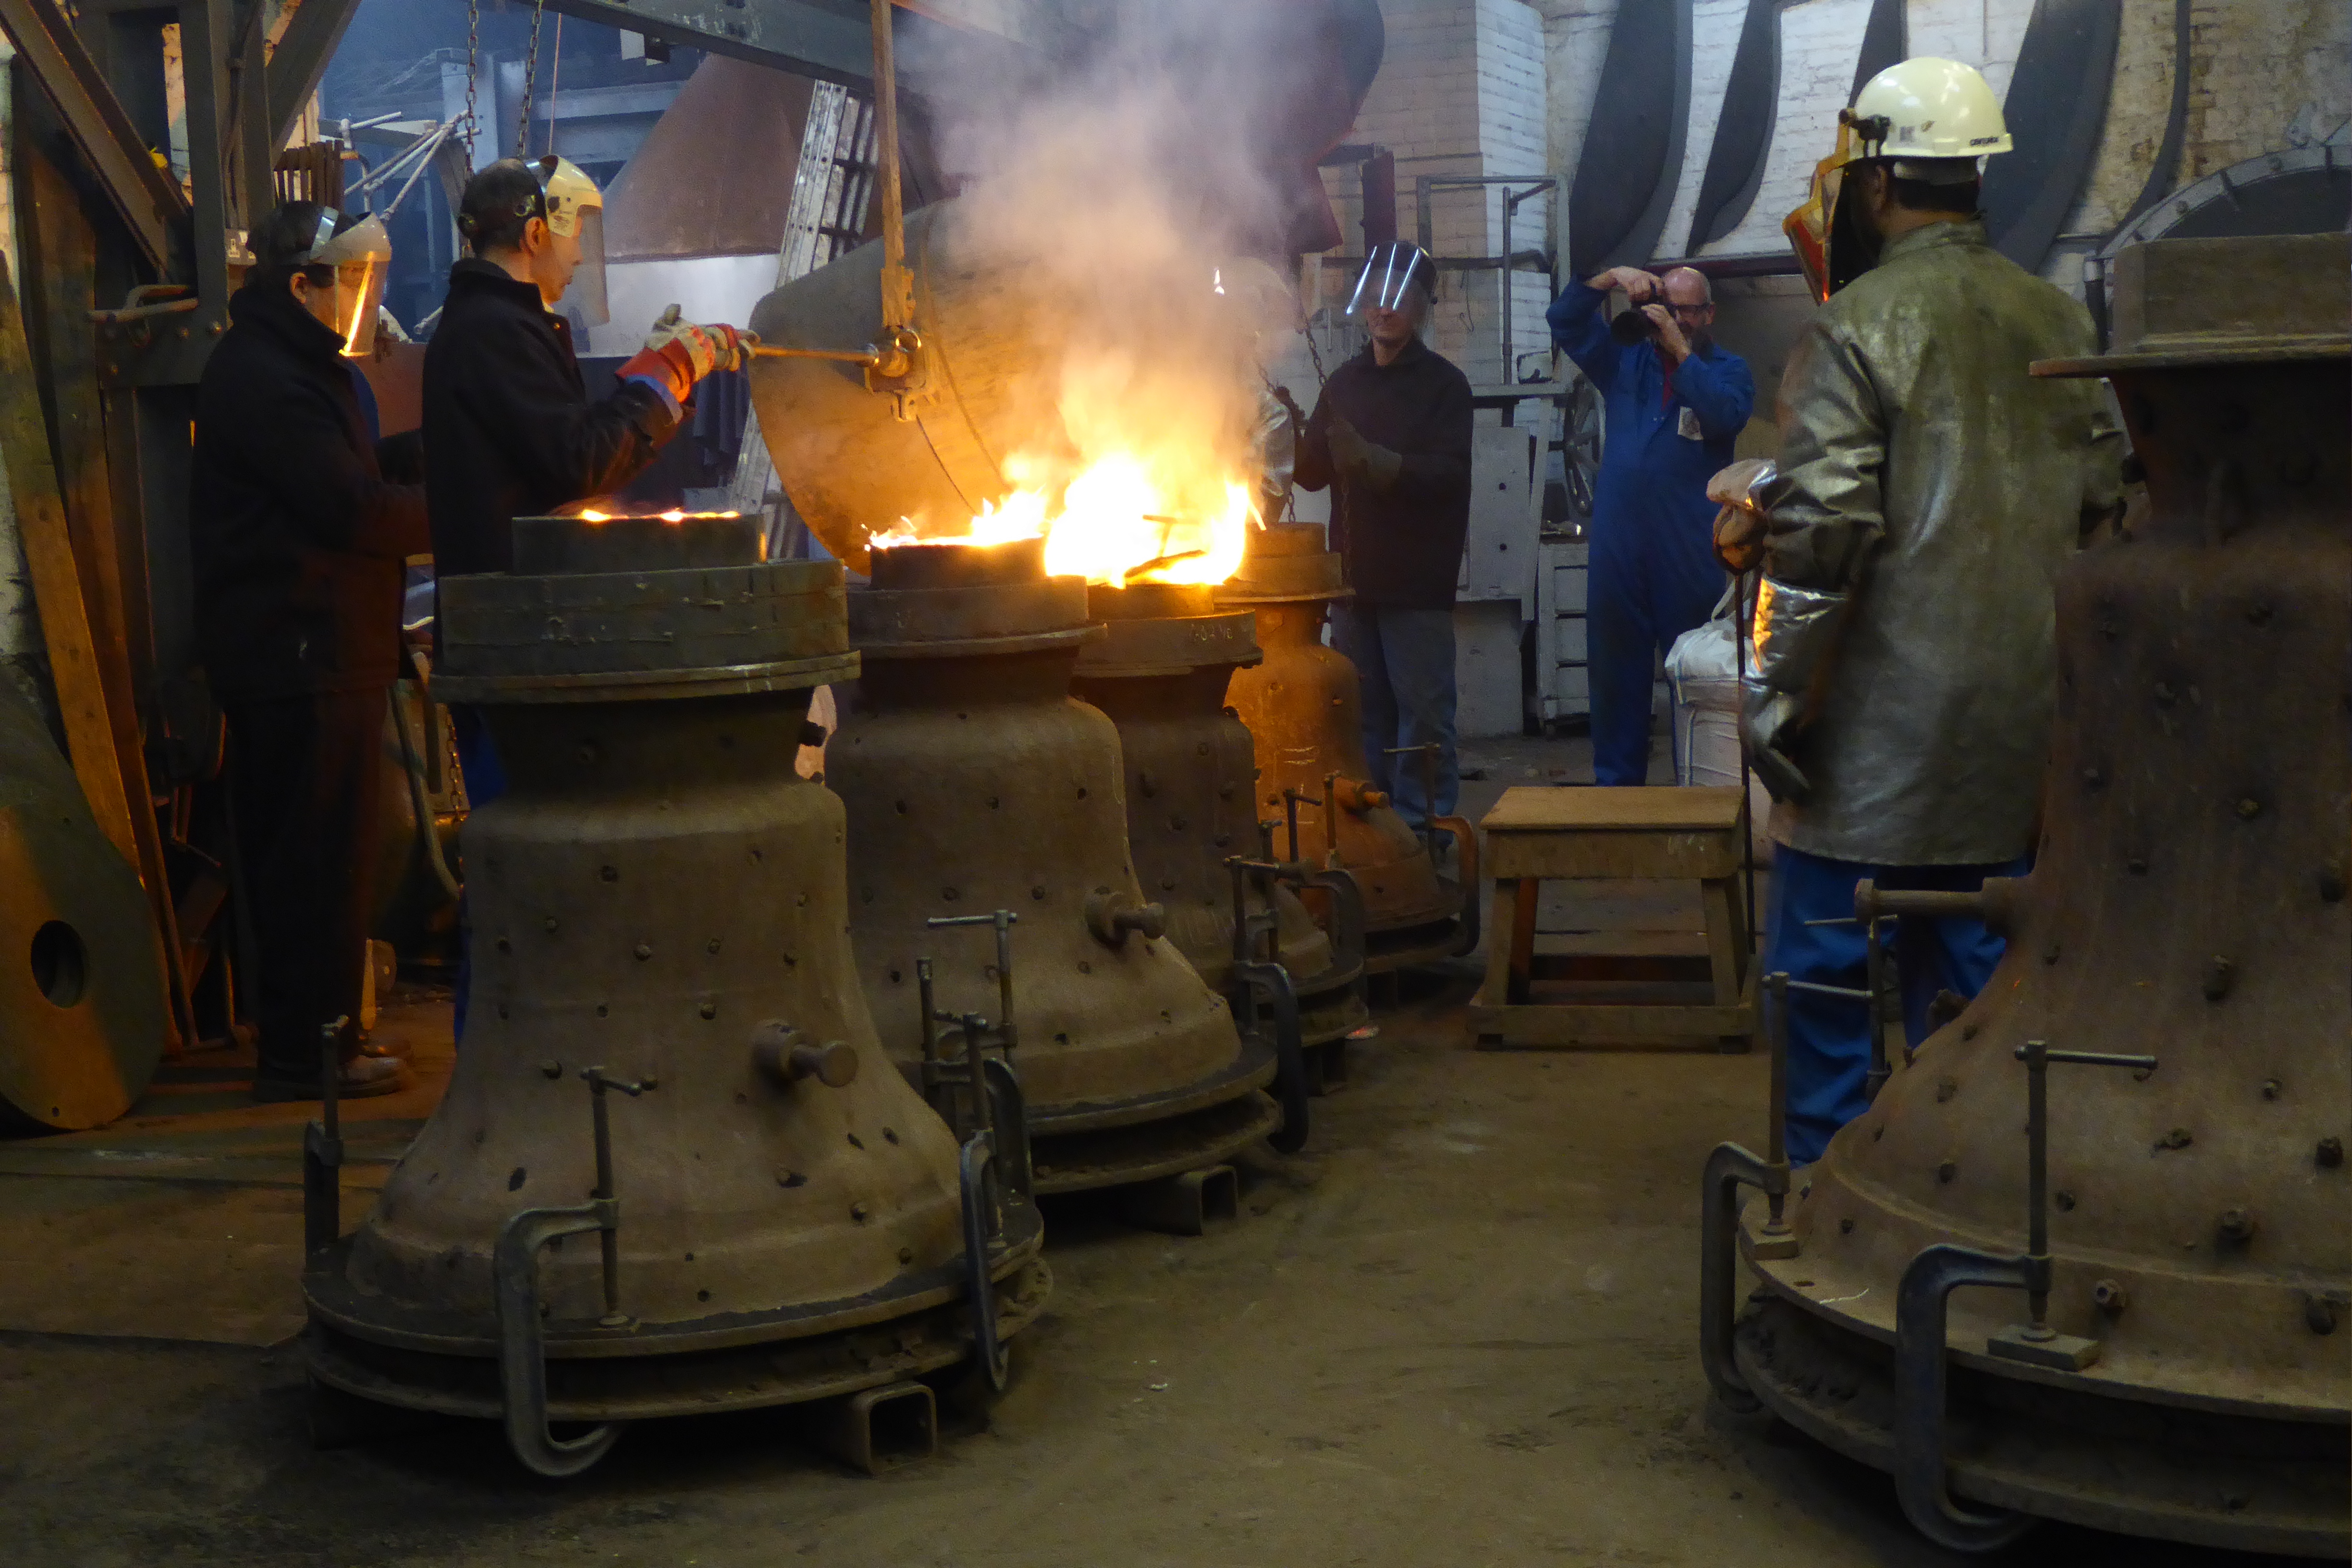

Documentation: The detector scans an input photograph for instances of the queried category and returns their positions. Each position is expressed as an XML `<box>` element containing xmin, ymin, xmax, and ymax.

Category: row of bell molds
<box><xmin>827</xmin><ymin>539</ymin><xmax>1284</xmax><ymax>1193</ymax></box>
<box><xmin>1218</xmin><ymin>523</ymin><xmax>1476</xmax><ymax>969</ymax></box>
<box><xmin>1069</xmin><ymin>581</ymin><xmax>1369</xmax><ymax>1059</ymax></box>
<box><xmin>306</xmin><ymin>514</ymin><xmax>1046</xmax><ymax>1429</ymax></box>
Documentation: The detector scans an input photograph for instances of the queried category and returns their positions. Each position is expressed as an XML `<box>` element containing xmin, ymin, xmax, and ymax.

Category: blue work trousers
<box><xmin>1329</xmin><ymin>602</ymin><xmax>1458</xmax><ymax>827</ymax></box>
<box><xmin>1589</xmin><ymin>532</ymin><xmax>1721</xmax><ymax>786</ymax></box>
<box><xmin>1764</xmin><ymin>844</ymin><xmax>2024</xmax><ymax>1166</ymax></box>
<box><xmin>449</xmin><ymin>704</ymin><xmax>507</xmax><ymax>1044</ymax></box>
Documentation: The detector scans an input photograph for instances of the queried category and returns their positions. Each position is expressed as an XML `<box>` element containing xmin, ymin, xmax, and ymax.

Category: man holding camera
<box><xmin>1548</xmin><ymin>264</ymin><xmax>1753</xmax><ymax>784</ymax></box>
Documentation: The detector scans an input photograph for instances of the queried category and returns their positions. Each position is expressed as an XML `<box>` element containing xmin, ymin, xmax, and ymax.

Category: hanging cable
<box><xmin>516</xmin><ymin>0</ymin><xmax>549</xmax><ymax>159</ymax></box>
<box><xmin>461</xmin><ymin>0</ymin><xmax>481</xmax><ymax>162</ymax></box>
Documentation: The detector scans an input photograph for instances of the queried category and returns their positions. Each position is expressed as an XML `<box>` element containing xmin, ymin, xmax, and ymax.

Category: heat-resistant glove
<box><xmin>616</xmin><ymin>305</ymin><xmax>748</xmax><ymax>406</ymax></box>
<box><xmin>1707</xmin><ymin>458</ymin><xmax>1776</xmax><ymax>575</ymax></box>
<box><xmin>1741</xmin><ymin>684</ymin><xmax>1810</xmax><ymax>803</ymax></box>
<box><xmin>1326</xmin><ymin>417</ymin><xmax>1404</xmax><ymax>494</ymax></box>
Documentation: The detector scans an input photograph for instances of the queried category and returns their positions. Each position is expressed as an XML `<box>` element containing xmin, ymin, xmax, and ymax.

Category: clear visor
<box><xmin>558</xmin><ymin>205</ymin><xmax>609</xmax><ymax>327</ymax></box>
<box><xmin>1345</xmin><ymin>247</ymin><xmax>1432</xmax><ymax>317</ymax></box>
<box><xmin>334</xmin><ymin>255</ymin><xmax>388</xmax><ymax>357</ymax></box>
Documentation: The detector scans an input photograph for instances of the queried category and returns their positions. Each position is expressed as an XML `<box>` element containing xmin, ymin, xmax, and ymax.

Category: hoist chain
<box><xmin>516</xmin><ymin>0</ymin><xmax>550</xmax><ymax>160</ymax></box>
<box><xmin>461</xmin><ymin>0</ymin><xmax>481</xmax><ymax>161</ymax></box>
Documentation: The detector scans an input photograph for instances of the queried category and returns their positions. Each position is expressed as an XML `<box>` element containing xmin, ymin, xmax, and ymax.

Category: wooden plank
<box><xmin>1701</xmin><ymin>874</ymin><xmax>1744</xmax><ymax>1007</ymax></box>
<box><xmin>1480</xmin><ymin>784</ymin><xmax>1743</xmax><ymax>833</ymax></box>
<box><xmin>18</xmin><ymin>148</ymin><xmax>195</xmax><ymax>1053</ymax></box>
<box><xmin>0</xmin><ymin>246</ymin><xmax>136</xmax><ymax>859</ymax></box>
<box><xmin>1486</xmin><ymin>829</ymin><xmax>1740</xmax><ymax>882</ymax></box>
<box><xmin>1465</xmin><ymin>998</ymin><xmax>1758</xmax><ymax>1046</ymax></box>
<box><xmin>1531</xmin><ymin>929</ymin><xmax>1709</xmax><ymax>957</ymax></box>
<box><xmin>1481</xmin><ymin>877</ymin><xmax>1518</xmax><ymax>1011</ymax></box>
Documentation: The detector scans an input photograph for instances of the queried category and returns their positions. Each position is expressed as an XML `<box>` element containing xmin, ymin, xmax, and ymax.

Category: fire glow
<box><xmin>870</xmin><ymin>455</ymin><xmax>1253</xmax><ymax>586</ymax></box>
<box><xmin>577</xmin><ymin>508</ymin><xmax>744</xmax><ymax>523</ymax></box>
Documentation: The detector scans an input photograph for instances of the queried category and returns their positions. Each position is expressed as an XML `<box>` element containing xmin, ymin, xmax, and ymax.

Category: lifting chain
<box><xmin>461</xmin><ymin>0</ymin><xmax>481</xmax><ymax>161</ymax></box>
<box><xmin>516</xmin><ymin>0</ymin><xmax>550</xmax><ymax>160</ymax></box>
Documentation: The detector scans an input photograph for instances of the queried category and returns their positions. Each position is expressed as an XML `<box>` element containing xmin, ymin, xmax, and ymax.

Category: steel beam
<box><xmin>537</xmin><ymin>0</ymin><xmax>1028</xmax><ymax>91</ymax></box>
<box><xmin>0</xmin><ymin>0</ymin><xmax>188</xmax><ymax>274</ymax></box>
<box><xmin>267</xmin><ymin>0</ymin><xmax>367</xmax><ymax>151</ymax></box>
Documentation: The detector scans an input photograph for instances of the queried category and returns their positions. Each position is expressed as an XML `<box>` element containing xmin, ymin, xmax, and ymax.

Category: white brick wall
<box><xmin>1703</xmin><ymin>0</ymin><xmax>1873</xmax><ymax>256</ymax></box>
<box><xmin>1659</xmin><ymin>0</ymin><xmax>1749</xmax><ymax>259</ymax></box>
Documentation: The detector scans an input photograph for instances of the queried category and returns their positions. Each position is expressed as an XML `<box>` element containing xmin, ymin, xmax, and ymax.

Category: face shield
<box><xmin>304</xmin><ymin>211</ymin><xmax>394</xmax><ymax>355</ymax></box>
<box><xmin>537</xmin><ymin>155</ymin><xmax>609</xmax><ymax>327</ymax></box>
<box><xmin>1345</xmin><ymin>240</ymin><xmax>1435</xmax><ymax>319</ymax></box>
<box><xmin>1784</xmin><ymin>112</ymin><xmax>1893</xmax><ymax>303</ymax></box>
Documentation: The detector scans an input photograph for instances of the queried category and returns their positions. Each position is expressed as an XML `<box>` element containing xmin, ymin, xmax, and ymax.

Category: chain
<box><xmin>461</xmin><ymin>0</ymin><xmax>480</xmax><ymax>161</ymax></box>
<box><xmin>516</xmin><ymin>0</ymin><xmax>549</xmax><ymax>159</ymax></box>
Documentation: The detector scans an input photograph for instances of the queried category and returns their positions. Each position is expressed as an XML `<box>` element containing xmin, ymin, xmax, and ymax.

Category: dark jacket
<box><xmin>190</xmin><ymin>281</ymin><xmax>429</xmax><ymax>702</ymax></box>
<box><xmin>422</xmin><ymin>258</ymin><xmax>680</xmax><ymax>578</ymax></box>
<box><xmin>1295</xmin><ymin>336</ymin><xmax>1474</xmax><ymax>609</ymax></box>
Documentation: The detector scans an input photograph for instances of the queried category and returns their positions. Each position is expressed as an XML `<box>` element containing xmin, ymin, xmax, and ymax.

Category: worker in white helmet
<box><xmin>1741</xmin><ymin>58</ymin><xmax>2123</xmax><ymax>1164</ymax></box>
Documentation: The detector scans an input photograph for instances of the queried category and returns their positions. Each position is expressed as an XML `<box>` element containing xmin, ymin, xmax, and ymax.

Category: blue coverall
<box><xmin>1546</xmin><ymin>283</ymin><xmax>1754</xmax><ymax>784</ymax></box>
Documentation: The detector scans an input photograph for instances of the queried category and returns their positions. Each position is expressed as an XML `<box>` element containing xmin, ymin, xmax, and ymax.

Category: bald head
<box><xmin>1660</xmin><ymin>266</ymin><xmax>1716</xmax><ymax>349</ymax></box>
<box><xmin>1663</xmin><ymin>267</ymin><xmax>1712</xmax><ymax>308</ymax></box>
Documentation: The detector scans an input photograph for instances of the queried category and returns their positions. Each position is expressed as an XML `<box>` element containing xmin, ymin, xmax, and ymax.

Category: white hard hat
<box><xmin>1848</xmin><ymin>57</ymin><xmax>2012</xmax><ymax>173</ymax></box>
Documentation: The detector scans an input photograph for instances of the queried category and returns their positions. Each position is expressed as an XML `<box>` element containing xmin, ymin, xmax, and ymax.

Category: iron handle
<box><xmin>750</xmin><ymin>1023</ymin><xmax>859</xmax><ymax>1089</ymax></box>
<box><xmin>1085</xmin><ymin>890</ymin><xmax>1165</xmax><ymax>946</ymax></box>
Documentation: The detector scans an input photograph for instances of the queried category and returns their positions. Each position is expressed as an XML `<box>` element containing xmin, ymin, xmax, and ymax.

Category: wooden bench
<box><xmin>1469</xmin><ymin>786</ymin><xmax>1756</xmax><ymax>1051</ymax></box>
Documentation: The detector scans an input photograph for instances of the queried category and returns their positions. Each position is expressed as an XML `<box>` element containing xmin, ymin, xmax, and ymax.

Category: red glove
<box><xmin>616</xmin><ymin>306</ymin><xmax>747</xmax><ymax>404</ymax></box>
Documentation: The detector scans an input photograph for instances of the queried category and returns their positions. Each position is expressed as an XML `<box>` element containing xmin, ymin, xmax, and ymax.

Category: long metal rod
<box><xmin>869</xmin><ymin>0</ymin><xmax>911</xmax><ymax>334</ymax></box>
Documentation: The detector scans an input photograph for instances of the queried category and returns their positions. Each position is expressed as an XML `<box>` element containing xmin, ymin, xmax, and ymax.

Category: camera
<box><xmin>1607</xmin><ymin>290</ymin><xmax>1661</xmax><ymax>345</ymax></box>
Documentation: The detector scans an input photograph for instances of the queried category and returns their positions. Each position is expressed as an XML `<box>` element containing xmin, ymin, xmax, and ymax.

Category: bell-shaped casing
<box><xmin>1070</xmin><ymin>583</ymin><xmax>1368</xmax><ymax>1058</ymax></box>
<box><xmin>1217</xmin><ymin>524</ymin><xmax>1473</xmax><ymax>969</ymax></box>
<box><xmin>305</xmin><ymin>520</ymin><xmax>1046</xmax><ymax>1423</ymax></box>
<box><xmin>829</xmin><ymin>541</ymin><xmax>1280</xmax><ymax>1193</ymax></box>
<box><xmin>1733</xmin><ymin>237</ymin><xmax>2351</xmax><ymax>1556</ymax></box>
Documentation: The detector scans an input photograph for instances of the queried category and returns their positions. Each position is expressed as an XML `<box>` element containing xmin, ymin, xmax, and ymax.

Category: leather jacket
<box><xmin>1758</xmin><ymin>220</ymin><xmax>2122</xmax><ymax>865</ymax></box>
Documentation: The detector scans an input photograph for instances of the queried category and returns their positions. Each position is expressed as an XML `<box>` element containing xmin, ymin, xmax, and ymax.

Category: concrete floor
<box><xmin>0</xmin><ymin>732</ymin><xmax>2301</xmax><ymax>1567</ymax></box>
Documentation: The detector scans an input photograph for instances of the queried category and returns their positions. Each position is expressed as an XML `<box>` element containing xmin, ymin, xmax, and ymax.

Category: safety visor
<box><xmin>537</xmin><ymin>155</ymin><xmax>609</xmax><ymax>327</ymax></box>
<box><xmin>302</xmin><ymin>212</ymin><xmax>392</xmax><ymax>355</ymax></box>
<box><xmin>1782</xmin><ymin>117</ymin><xmax>1867</xmax><ymax>304</ymax></box>
<box><xmin>1345</xmin><ymin>241</ymin><xmax>1435</xmax><ymax>317</ymax></box>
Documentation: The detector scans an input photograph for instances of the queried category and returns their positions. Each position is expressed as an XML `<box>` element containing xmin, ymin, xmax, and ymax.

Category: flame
<box><xmin>870</xmin><ymin>456</ymin><xmax>1252</xmax><ymax>586</ymax></box>
<box><xmin>576</xmin><ymin>508</ymin><xmax>742</xmax><ymax>523</ymax></box>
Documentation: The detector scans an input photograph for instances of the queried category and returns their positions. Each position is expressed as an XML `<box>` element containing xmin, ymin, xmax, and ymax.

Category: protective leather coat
<box><xmin>1758</xmin><ymin>220</ymin><xmax>2121</xmax><ymax>865</ymax></box>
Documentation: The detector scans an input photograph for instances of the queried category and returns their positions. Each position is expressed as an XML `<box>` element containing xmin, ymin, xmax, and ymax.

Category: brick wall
<box><xmin>1533</xmin><ymin>0</ymin><xmax>2346</xmax><ymax>277</ymax></box>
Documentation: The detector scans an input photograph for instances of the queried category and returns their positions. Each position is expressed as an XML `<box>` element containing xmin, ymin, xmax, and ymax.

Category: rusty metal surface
<box><xmin>1072</xmin><ymin>583</ymin><xmax>1364</xmax><ymax>1037</ymax></box>
<box><xmin>0</xmin><ymin>680</ymin><xmax>165</xmax><ymax>1129</ymax></box>
<box><xmin>312</xmin><ymin>516</ymin><xmax>1041</xmax><ymax>1390</ymax></box>
<box><xmin>748</xmin><ymin>204</ymin><xmax>1072</xmax><ymax>571</ymax></box>
<box><xmin>1735</xmin><ymin>235</ymin><xmax>2351</xmax><ymax>1552</ymax></box>
<box><xmin>831</xmin><ymin>544</ymin><xmax>1275</xmax><ymax>1192</ymax></box>
<box><xmin>1218</xmin><ymin>526</ymin><xmax>1468</xmax><ymax>960</ymax></box>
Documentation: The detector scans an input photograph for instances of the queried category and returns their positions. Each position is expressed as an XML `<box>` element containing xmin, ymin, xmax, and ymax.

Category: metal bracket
<box><xmin>487</xmin><ymin>1064</ymin><xmax>653</xmax><ymax>1478</ymax></box>
<box><xmin>1698</xmin><ymin>1140</ymin><xmax>1784</xmax><ymax>1413</ymax></box>
<box><xmin>958</xmin><ymin>1130</ymin><xmax>1009</xmax><ymax>1393</ymax></box>
<box><xmin>301</xmin><ymin>1015</ymin><xmax>350</xmax><ymax>1258</ymax></box>
<box><xmin>1119</xmin><ymin>1164</ymin><xmax>1239</xmax><ymax>1236</ymax></box>
<box><xmin>1890</xmin><ymin>1040</ymin><xmax>2155</xmax><ymax>1548</ymax></box>
<box><xmin>810</xmin><ymin>1380</ymin><xmax>938</xmax><ymax>1475</ymax></box>
<box><xmin>1224</xmin><ymin>857</ymin><xmax>1311</xmax><ymax>1153</ymax></box>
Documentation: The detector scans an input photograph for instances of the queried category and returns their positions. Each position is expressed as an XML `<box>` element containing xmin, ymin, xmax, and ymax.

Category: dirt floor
<box><xmin>0</xmin><ymin>732</ymin><xmax>2304</xmax><ymax>1567</ymax></box>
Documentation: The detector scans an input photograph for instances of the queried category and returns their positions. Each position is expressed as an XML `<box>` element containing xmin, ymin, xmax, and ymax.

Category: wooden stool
<box><xmin>1469</xmin><ymin>786</ymin><xmax>1756</xmax><ymax>1051</ymax></box>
